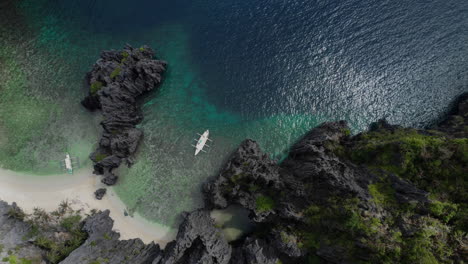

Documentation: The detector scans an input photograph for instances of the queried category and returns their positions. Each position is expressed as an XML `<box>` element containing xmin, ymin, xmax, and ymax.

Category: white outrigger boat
<box><xmin>192</xmin><ymin>130</ymin><xmax>212</xmax><ymax>155</ymax></box>
<box><xmin>59</xmin><ymin>153</ymin><xmax>79</xmax><ymax>174</ymax></box>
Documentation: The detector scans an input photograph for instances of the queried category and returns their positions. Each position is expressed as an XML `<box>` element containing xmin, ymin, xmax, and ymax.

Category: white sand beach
<box><xmin>0</xmin><ymin>167</ymin><xmax>176</xmax><ymax>247</ymax></box>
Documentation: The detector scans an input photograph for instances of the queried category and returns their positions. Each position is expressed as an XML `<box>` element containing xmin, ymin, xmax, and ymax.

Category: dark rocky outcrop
<box><xmin>201</xmin><ymin>94</ymin><xmax>467</xmax><ymax>263</ymax></box>
<box><xmin>82</xmin><ymin>45</ymin><xmax>166</xmax><ymax>186</ymax></box>
<box><xmin>435</xmin><ymin>92</ymin><xmax>468</xmax><ymax>138</ymax></box>
<box><xmin>229</xmin><ymin>238</ymin><xmax>279</xmax><ymax>264</ymax></box>
<box><xmin>94</xmin><ymin>188</ymin><xmax>107</xmax><ymax>200</ymax></box>
<box><xmin>203</xmin><ymin>139</ymin><xmax>282</xmax><ymax>221</ymax></box>
<box><xmin>60</xmin><ymin>210</ymin><xmax>161</xmax><ymax>264</ymax></box>
<box><xmin>0</xmin><ymin>201</ymin><xmax>45</xmax><ymax>263</ymax></box>
<box><xmin>158</xmin><ymin>210</ymin><xmax>232</xmax><ymax>264</ymax></box>
<box><xmin>280</xmin><ymin>121</ymin><xmax>374</xmax><ymax>204</ymax></box>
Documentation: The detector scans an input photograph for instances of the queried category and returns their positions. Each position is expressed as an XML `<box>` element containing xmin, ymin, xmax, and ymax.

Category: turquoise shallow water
<box><xmin>0</xmin><ymin>0</ymin><xmax>467</xmax><ymax>227</ymax></box>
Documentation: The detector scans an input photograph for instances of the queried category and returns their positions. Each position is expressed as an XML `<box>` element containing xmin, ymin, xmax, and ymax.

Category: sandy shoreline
<box><xmin>0</xmin><ymin>167</ymin><xmax>176</xmax><ymax>247</ymax></box>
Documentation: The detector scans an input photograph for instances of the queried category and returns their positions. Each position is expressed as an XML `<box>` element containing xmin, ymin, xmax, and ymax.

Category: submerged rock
<box><xmin>82</xmin><ymin>44</ymin><xmax>166</xmax><ymax>186</ymax></box>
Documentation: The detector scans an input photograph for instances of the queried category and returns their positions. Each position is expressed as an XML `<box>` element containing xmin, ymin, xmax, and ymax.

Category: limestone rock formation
<box><xmin>0</xmin><ymin>201</ymin><xmax>45</xmax><ymax>263</ymax></box>
<box><xmin>202</xmin><ymin>93</ymin><xmax>467</xmax><ymax>263</ymax></box>
<box><xmin>436</xmin><ymin>92</ymin><xmax>468</xmax><ymax>138</ymax></box>
<box><xmin>81</xmin><ymin>44</ymin><xmax>166</xmax><ymax>186</ymax></box>
<box><xmin>60</xmin><ymin>210</ymin><xmax>161</xmax><ymax>264</ymax></box>
<box><xmin>94</xmin><ymin>188</ymin><xmax>107</xmax><ymax>200</ymax></box>
<box><xmin>203</xmin><ymin>139</ymin><xmax>282</xmax><ymax>221</ymax></box>
<box><xmin>158</xmin><ymin>210</ymin><xmax>232</xmax><ymax>264</ymax></box>
<box><xmin>229</xmin><ymin>238</ymin><xmax>279</xmax><ymax>264</ymax></box>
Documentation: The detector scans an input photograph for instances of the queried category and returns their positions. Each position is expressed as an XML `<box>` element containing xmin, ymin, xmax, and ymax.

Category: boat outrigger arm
<box><xmin>59</xmin><ymin>153</ymin><xmax>79</xmax><ymax>174</ymax></box>
<box><xmin>192</xmin><ymin>130</ymin><xmax>212</xmax><ymax>155</ymax></box>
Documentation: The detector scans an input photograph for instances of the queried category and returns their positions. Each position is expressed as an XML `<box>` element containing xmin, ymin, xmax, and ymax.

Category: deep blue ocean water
<box><xmin>1</xmin><ymin>0</ymin><xmax>467</xmax><ymax>227</ymax></box>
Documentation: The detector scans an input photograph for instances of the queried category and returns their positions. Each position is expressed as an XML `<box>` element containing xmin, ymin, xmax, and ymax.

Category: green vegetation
<box><xmin>428</xmin><ymin>201</ymin><xmax>458</xmax><ymax>223</ymax></box>
<box><xmin>1</xmin><ymin>255</ymin><xmax>32</xmax><ymax>264</ymax></box>
<box><xmin>94</xmin><ymin>153</ymin><xmax>108</xmax><ymax>162</ymax></box>
<box><xmin>342</xmin><ymin>128</ymin><xmax>351</xmax><ymax>136</ymax></box>
<box><xmin>110</xmin><ymin>67</ymin><xmax>121</xmax><ymax>79</ymax></box>
<box><xmin>34</xmin><ymin>228</ymin><xmax>87</xmax><ymax>264</ymax></box>
<box><xmin>211</xmin><ymin>121</ymin><xmax>466</xmax><ymax>262</ymax></box>
<box><xmin>402</xmin><ymin>224</ymin><xmax>452</xmax><ymax>264</ymax></box>
<box><xmin>11</xmin><ymin>202</ymin><xmax>89</xmax><ymax>264</ymax></box>
<box><xmin>305</xmin><ymin>125</ymin><xmax>468</xmax><ymax>263</ymax></box>
<box><xmin>255</xmin><ymin>195</ymin><xmax>275</xmax><ymax>212</ymax></box>
<box><xmin>296</xmin><ymin>198</ymin><xmax>377</xmax><ymax>254</ymax></box>
<box><xmin>34</xmin><ymin>227</ymin><xmax>87</xmax><ymax>263</ymax></box>
<box><xmin>347</xmin><ymin>129</ymin><xmax>466</xmax><ymax>202</ymax></box>
<box><xmin>256</xmin><ymin>185</ymin><xmax>457</xmax><ymax>263</ymax></box>
<box><xmin>346</xmin><ymin>127</ymin><xmax>467</xmax><ymax>234</ymax></box>
<box><xmin>90</xmin><ymin>81</ymin><xmax>103</xmax><ymax>94</ymax></box>
<box><xmin>292</xmin><ymin>196</ymin><xmax>448</xmax><ymax>263</ymax></box>
<box><xmin>102</xmin><ymin>233</ymin><xmax>111</xmax><ymax>240</ymax></box>
<box><xmin>230</xmin><ymin>173</ymin><xmax>245</xmax><ymax>184</ymax></box>
<box><xmin>7</xmin><ymin>207</ymin><xmax>27</xmax><ymax>221</ymax></box>
<box><xmin>368</xmin><ymin>181</ymin><xmax>397</xmax><ymax>207</ymax></box>
<box><xmin>60</xmin><ymin>215</ymin><xmax>82</xmax><ymax>231</ymax></box>
<box><xmin>120</xmin><ymin>51</ymin><xmax>129</xmax><ymax>64</ymax></box>
<box><xmin>23</xmin><ymin>224</ymin><xmax>40</xmax><ymax>240</ymax></box>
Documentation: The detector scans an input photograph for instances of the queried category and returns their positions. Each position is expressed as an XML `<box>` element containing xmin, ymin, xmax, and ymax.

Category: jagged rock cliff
<box><xmin>159</xmin><ymin>210</ymin><xmax>232</xmax><ymax>264</ymax></box>
<box><xmin>60</xmin><ymin>211</ymin><xmax>161</xmax><ymax>264</ymax></box>
<box><xmin>81</xmin><ymin>45</ymin><xmax>166</xmax><ymax>186</ymax></box>
<box><xmin>0</xmin><ymin>201</ymin><xmax>45</xmax><ymax>263</ymax></box>
<box><xmin>201</xmin><ymin>93</ymin><xmax>467</xmax><ymax>263</ymax></box>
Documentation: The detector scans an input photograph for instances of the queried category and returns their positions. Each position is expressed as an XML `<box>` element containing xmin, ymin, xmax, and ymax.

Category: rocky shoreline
<box><xmin>1</xmin><ymin>92</ymin><xmax>466</xmax><ymax>263</ymax></box>
<box><xmin>1</xmin><ymin>45</ymin><xmax>466</xmax><ymax>263</ymax></box>
<box><xmin>81</xmin><ymin>45</ymin><xmax>167</xmax><ymax>188</ymax></box>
